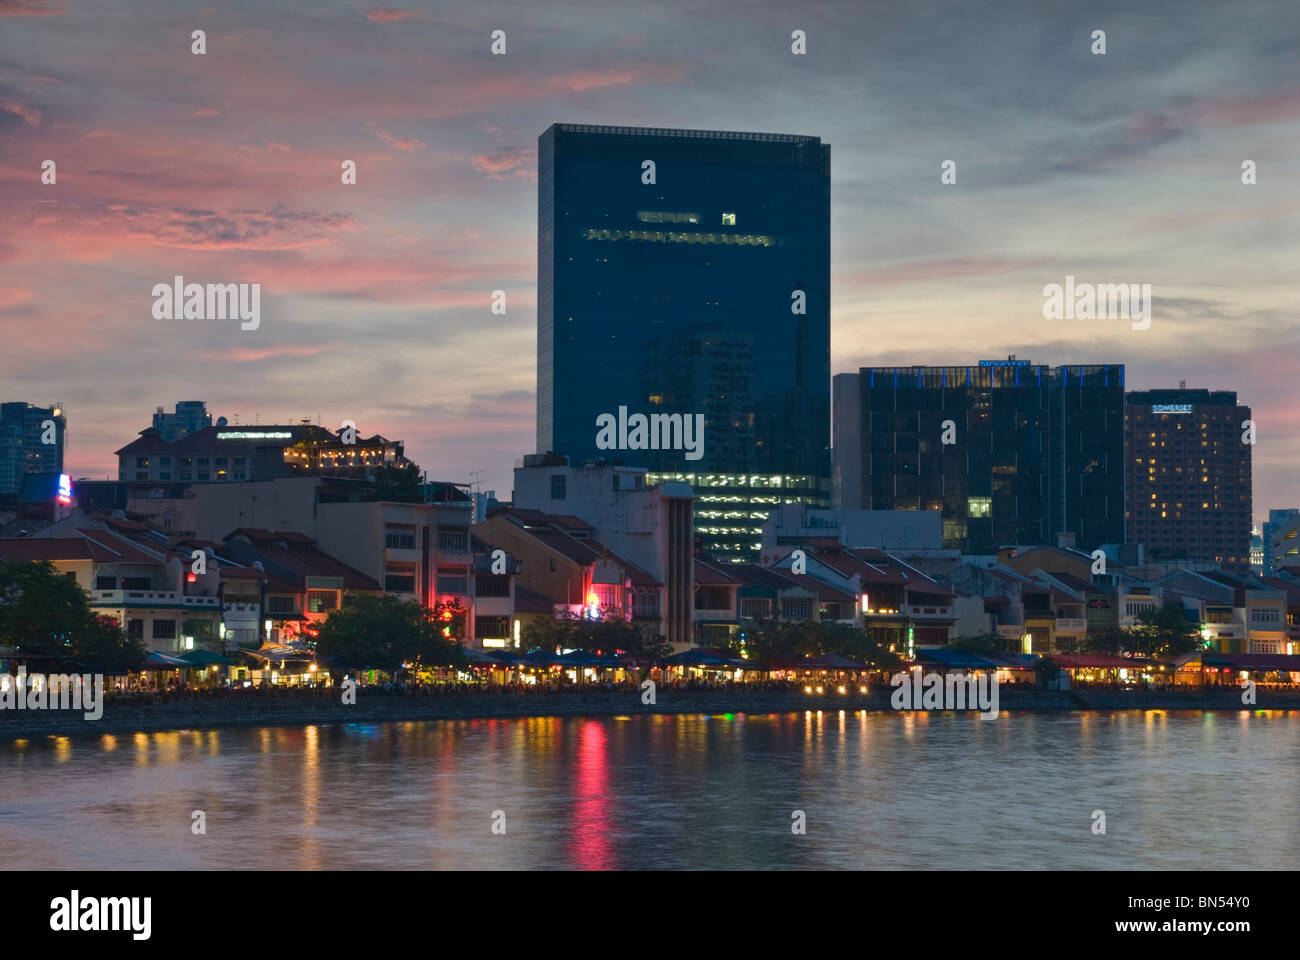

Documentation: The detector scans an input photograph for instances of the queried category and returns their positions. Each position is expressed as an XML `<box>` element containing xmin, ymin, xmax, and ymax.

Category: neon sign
<box><xmin>56</xmin><ymin>473</ymin><xmax>72</xmax><ymax>505</ymax></box>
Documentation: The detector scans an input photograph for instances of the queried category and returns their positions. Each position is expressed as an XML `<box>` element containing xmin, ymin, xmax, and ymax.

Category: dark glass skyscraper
<box><xmin>833</xmin><ymin>360</ymin><xmax>1125</xmax><ymax>554</ymax></box>
<box><xmin>537</xmin><ymin>123</ymin><xmax>831</xmax><ymax>561</ymax></box>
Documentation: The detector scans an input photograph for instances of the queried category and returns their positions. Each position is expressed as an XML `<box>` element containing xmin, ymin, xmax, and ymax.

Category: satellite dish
<box><xmin>217</xmin><ymin>416</ymin><xmax>229</xmax><ymax>427</ymax></box>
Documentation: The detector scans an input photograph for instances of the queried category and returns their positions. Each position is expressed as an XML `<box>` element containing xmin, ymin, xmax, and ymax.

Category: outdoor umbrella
<box><xmin>178</xmin><ymin>649</ymin><xmax>237</xmax><ymax>667</ymax></box>
<box><xmin>142</xmin><ymin>651</ymin><xmax>190</xmax><ymax>670</ymax></box>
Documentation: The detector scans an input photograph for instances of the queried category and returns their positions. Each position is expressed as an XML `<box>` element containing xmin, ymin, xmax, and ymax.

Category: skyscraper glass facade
<box><xmin>834</xmin><ymin>361</ymin><xmax>1125</xmax><ymax>554</ymax></box>
<box><xmin>537</xmin><ymin>123</ymin><xmax>831</xmax><ymax>561</ymax></box>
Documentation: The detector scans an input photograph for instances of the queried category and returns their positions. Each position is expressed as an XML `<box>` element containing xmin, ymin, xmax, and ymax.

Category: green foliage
<box><xmin>1124</xmin><ymin>600</ymin><xmax>1201</xmax><ymax>657</ymax></box>
<box><xmin>0</xmin><ymin>560</ymin><xmax>144</xmax><ymax>669</ymax></box>
<box><xmin>734</xmin><ymin>618</ymin><xmax>901</xmax><ymax>669</ymax></box>
<box><xmin>369</xmin><ymin>463</ymin><xmax>422</xmax><ymax>502</ymax></box>
<box><xmin>948</xmin><ymin>632</ymin><xmax>1008</xmax><ymax>656</ymax></box>
<box><xmin>522</xmin><ymin>610</ymin><xmax>671</xmax><ymax>658</ymax></box>
<box><xmin>314</xmin><ymin>594</ymin><xmax>468</xmax><ymax>672</ymax></box>
<box><xmin>1083</xmin><ymin>626</ymin><xmax>1127</xmax><ymax>655</ymax></box>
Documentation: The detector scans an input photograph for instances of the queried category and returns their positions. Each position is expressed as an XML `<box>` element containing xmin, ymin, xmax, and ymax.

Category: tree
<box><xmin>521</xmin><ymin>610</ymin><xmax>670</xmax><ymax>658</ymax></box>
<box><xmin>1083</xmin><ymin>626</ymin><xmax>1127</xmax><ymax>655</ymax></box>
<box><xmin>732</xmin><ymin>618</ymin><xmax>902</xmax><ymax>670</ymax></box>
<box><xmin>369</xmin><ymin>463</ymin><xmax>421</xmax><ymax>502</ymax></box>
<box><xmin>1124</xmin><ymin>601</ymin><xmax>1201</xmax><ymax>657</ymax></box>
<box><xmin>314</xmin><ymin>595</ymin><xmax>467</xmax><ymax>673</ymax></box>
<box><xmin>0</xmin><ymin>560</ymin><xmax>144</xmax><ymax>668</ymax></box>
<box><xmin>949</xmin><ymin>632</ymin><xmax>1008</xmax><ymax>656</ymax></box>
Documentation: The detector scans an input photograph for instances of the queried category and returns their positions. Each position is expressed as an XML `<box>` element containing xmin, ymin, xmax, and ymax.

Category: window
<box><xmin>385</xmin><ymin>574</ymin><xmax>416</xmax><ymax>593</ymax></box>
<box><xmin>551</xmin><ymin>475</ymin><xmax>566</xmax><ymax>500</ymax></box>
<box><xmin>968</xmin><ymin>497</ymin><xmax>992</xmax><ymax>518</ymax></box>
<box><xmin>782</xmin><ymin>598</ymin><xmax>812</xmax><ymax>620</ymax></box>
<box><xmin>1251</xmin><ymin>609</ymin><xmax>1280</xmax><ymax>624</ymax></box>
<box><xmin>160</xmin><ymin>456</ymin><xmax>171</xmax><ymax>465</ymax></box>
<box><xmin>437</xmin><ymin>576</ymin><xmax>467</xmax><ymax>595</ymax></box>
<box><xmin>740</xmin><ymin>598</ymin><xmax>771</xmax><ymax>620</ymax></box>
<box><xmin>152</xmin><ymin>619</ymin><xmax>177</xmax><ymax>640</ymax></box>
<box><xmin>475</xmin><ymin>616</ymin><xmax>510</xmax><ymax>639</ymax></box>
<box><xmin>136</xmin><ymin>456</ymin><xmax>149</xmax><ymax>468</ymax></box>
<box><xmin>266</xmin><ymin>596</ymin><xmax>296</xmax><ymax>614</ymax></box>
<box><xmin>385</xmin><ymin>529</ymin><xmax>416</xmax><ymax>550</ymax></box>
<box><xmin>476</xmin><ymin>574</ymin><xmax>510</xmax><ymax>597</ymax></box>
<box><xmin>595</xmin><ymin>584</ymin><xmax>619</xmax><ymax>607</ymax></box>
<box><xmin>550</xmin><ymin>558</ymin><xmax>557</xmax><ymax>573</ymax></box>
<box><xmin>307</xmin><ymin>591</ymin><xmax>337</xmax><ymax>613</ymax></box>
<box><xmin>721</xmin><ymin>212</ymin><xmax>736</xmax><ymax>225</ymax></box>
<box><xmin>127</xmin><ymin>619</ymin><xmax>144</xmax><ymax>640</ymax></box>
<box><xmin>438</xmin><ymin>530</ymin><xmax>467</xmax><ymax>552</ymax></box>
<box><xmin>632</xmin><ymin>591</ymin><xmax>660</xmax><ymax>618</ymax></box>
<box><xmin>121</xmin><ymin>577</ymin><xmax>150</xmax><ymax>590</ymax></box>
<box><xmin>96</xmin><ymin>575</ymin><xmax>115</xmax><ymax>590</ymax></box>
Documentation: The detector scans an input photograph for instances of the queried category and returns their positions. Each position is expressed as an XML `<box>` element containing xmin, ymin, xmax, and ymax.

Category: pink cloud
<box><xmin>366</xmin><ymin>8</ymin><xmax>413</xmax><ymax>23</ymax></box>
<box><xmin>367</xmin><ymin>123</ymin><xmax>426</xmax><ymax>151</ymax></box>
<box><xmin>471</xmin><ymin>147</ymin><xmax>536</xmax><ymax>181</ymax></box>
<box><xmin>0</xmin><ymin>98</ymin><xmax>42</xmax><ymax>125</ymax></box>
<box><xmin>549</xmin><ymin>70</ymin><xmax>635</xmax><ymax>92</ymax></box>
<box><xmin>843</xmin><ymin>256</ymin><xmax>1054</xmax><ymax>288</ymax></box>
<box><xmin>205</xmin><ymin>344</ymin><xmax>327</xmax><ymax>363</ymax></box>
<box><xmin>0</xmin><ymin>0</ymin><xmax>67</xmax><ymax>17</ymax></box>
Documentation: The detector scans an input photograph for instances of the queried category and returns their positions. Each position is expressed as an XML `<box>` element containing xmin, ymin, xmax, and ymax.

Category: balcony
<box><xmin>91</xmin><ymin>589</ymin><xmax>184</xmax><ymax>608</ymax></box>
<box><xmin>183</xmin><ymin>595</ymin><xmax>221</xmax><ymax>609</ymax></box>
<box><xmin>1055</xmin><ymin>618</ymin><xmax>1088</xmax><ymax>634</ymax></box>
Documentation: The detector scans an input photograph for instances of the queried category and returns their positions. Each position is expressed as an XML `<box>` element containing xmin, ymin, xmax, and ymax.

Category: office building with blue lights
<box><xmin>833</xmin><ymin>358</ymin><xmax>1125</xmax><ymax>554</ymax></box>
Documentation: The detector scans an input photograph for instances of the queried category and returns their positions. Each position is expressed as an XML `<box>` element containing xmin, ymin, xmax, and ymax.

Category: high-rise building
<box><xmin>537</xmin><ymin>123</ymin><xmax>831</xmax><ymax>562</ymax></box>
<box><xmin>0</xmin><ymin>401</ymin><xmax>66</xmax><ymax>495</ymax></box>
<box><xmin>152</xmin><ymin>401</ymin><xmax>214</xmax><ymax>443</ymax></box>
<box><xmin>1261</xmin><ymin>507</ymin><xmax>1299</xmax><ymax>576</ymax></box>
<box><xmin>833</xmin><ymin>359</ymin><xmax>1126</xmax><ymax>554</ymax></box>
<box><xmin>1125</xmin><ymin>388</ymin><xmax>1252</xmax><ymax>573</ymax></box>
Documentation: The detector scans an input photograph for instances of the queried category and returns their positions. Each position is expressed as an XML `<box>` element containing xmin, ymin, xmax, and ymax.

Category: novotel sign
<box><xmin>979</xmin><ymin>359</ymin><xmax>1030</xmax><ymax>368</ymax></box>
<box><xmin>216</xmin><ymin>431</ymin><xmax>293</xmax><ymax>440</ymax></box>
<box><xmin>1151</xmin><ymin>404</ymin><xmax>1193</xmax><ymax>414</ymax></box>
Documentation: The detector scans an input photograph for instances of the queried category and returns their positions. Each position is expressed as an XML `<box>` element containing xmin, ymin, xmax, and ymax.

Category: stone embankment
<box><xmin>4</xmin><ymin>686</ymin><xmax>1293</xmax><ymax>738</ymax></box>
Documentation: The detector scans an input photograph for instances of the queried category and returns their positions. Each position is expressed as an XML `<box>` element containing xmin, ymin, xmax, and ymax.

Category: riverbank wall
<box><xmin>3</xmin><ymin>686</ymin><xmax>1296</xmax><ymax>739</ymax></box>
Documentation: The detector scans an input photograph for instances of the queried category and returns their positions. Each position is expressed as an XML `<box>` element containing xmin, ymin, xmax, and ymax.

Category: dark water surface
<box><xmin>3</xmin><ymin>710</ymin><xmax>1297</xmax><ymax>869</ymax></box>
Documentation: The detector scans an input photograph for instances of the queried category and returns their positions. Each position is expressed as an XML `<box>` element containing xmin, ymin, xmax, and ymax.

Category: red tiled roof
<box><xmin>694</xmin><ymin>559</ymin><xmax>741</xmax><ymax>585</ymax></box>
<box><xmin>0</xmin><ymin>528</ymin><xmax>161</xmax><ymax>565</ymax></box>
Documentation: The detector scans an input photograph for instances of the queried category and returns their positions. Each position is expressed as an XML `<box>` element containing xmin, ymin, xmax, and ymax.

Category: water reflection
<box><xmin>2</xmin><ymin>711</ymin><xmax>1297</xmax><ymax>870</ymax></box>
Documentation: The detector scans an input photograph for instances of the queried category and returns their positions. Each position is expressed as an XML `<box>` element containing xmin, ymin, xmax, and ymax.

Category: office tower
<box><xmin>537</xmin><ymin>123</ymin><xmax>831</xmax><ymax>561</ymax></box>
<box><xmin>833</xmin><ymin>359</ymin><xmax>1125</xmax><ymax>554</ymax></box>
<box><xmin>1125</xmin><ymin>388</ymin><xmax>1252</xmax><ymax>573</ymax></box>
<box><xmin>152</xmin><ymin>401</ymin><xmax>214</xmax><ymax>443</ymax></box>
<box><xmin>1262</xmin><ymin>508</ymin><xmax>1300</xmax><ymax>576</ymax></box>
<box><xmin>0</xmin><ymin>401</ymin><xmax>66</xmax><ymax>495</ymax></box>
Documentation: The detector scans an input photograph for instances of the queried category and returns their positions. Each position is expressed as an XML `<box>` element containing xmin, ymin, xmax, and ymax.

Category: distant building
<box><xmin>1262</xmin><ymin>508</ymin><xmax>1300</xmax><ymax>576</ymax></box>
<box><xmin>114</xmin><ymin>422</ymin><xmax>410</xmax><ymax>486</ymax></box>
<box><xmin>759</xmin><ymin>502</ymin><xmax>943</xmax><ymax>564</ymax></box>
<box><xmin>834</xmin><ymin>360</ymin><xmax>1126</xmax><ymax>554</ymax></box>
<box><xmin>1125</xmin><ymin>388</ymin><xmax>1252</xmax><ymax>573</ymax></box>
<box><xmin>0</xmin><ymin>401</ymin><xmax>65</xmax><ymax>495</ymax></box>
<box><xmin>152</xmin><ymin>401</ymin><xmax>214</xmax><ymax>443</ymax></box>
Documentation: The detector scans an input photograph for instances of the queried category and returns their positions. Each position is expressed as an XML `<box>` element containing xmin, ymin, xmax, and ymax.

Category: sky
<box><xmin>1</xmin><ymin>0</ymin><xmax>1297</xmax><ymax>525</ymax></box>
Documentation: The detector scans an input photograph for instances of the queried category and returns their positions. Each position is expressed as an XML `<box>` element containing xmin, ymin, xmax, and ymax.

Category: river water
<box><xmin>3</xmin><ymin>710</ymin><xmax>1297</xmax><ymax>870</ymax></box>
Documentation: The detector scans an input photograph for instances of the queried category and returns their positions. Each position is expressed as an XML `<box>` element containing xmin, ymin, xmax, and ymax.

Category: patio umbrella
<box><xmin>178</xmin><ymin>649</ymin><xmax>237</xmax><ymax>667</ymax></box>
<box><xmin>142</xmin><ymin>651</ymin><xmax>190</xmax><ymax>670</ymax></box>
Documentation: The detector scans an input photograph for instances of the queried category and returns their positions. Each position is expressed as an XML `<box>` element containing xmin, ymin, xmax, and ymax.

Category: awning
<box><xmin>1203</xmin><ymin>653</ymin><xmax>1300</xmax><ymax>673</ymax></box>
<box><xmin>1049</xmin><ymin>653</ymin><xmax>1149</xmax><ymax>669</ymax></box>
<box><xmin>802</xmin><ymin>653</ymin><xmax>871</xmax><ymax>670</ymax></box>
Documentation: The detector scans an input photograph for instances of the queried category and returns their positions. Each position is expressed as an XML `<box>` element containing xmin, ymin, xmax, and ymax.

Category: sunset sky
<box><xmin>2</xmin><ymin>0</ymin><xmax>1297</xmax><ymax>523</ymax></box>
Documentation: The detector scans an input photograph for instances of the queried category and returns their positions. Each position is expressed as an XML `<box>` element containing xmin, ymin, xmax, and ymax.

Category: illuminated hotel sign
<box><xmin>216</xmin><ymin>431</ymin><xmax>293</xmax><ymax>440</ymax></box>
<box><xmin>56</xmin><ymin>473</ymin><xmax>72</xmax><ymax>505</ymax></box>
<box><xmin>979</xmin><ymin>359</ymin><xmax>1029</xmax><ymax>367</ymax></box>
<box><xmin>1151</xmin><ymin>404</ymin><xmax>1193</xmax><ymax>414</ymax></box>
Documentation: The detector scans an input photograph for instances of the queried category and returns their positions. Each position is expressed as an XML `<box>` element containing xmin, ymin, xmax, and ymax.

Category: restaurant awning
<box><xmin>142</xmin><ymin>651</ymin><xmax>190</xmax><ymax>669</ymax></box>
<box><xmin>1049</xmin><ymin>653</ymin><xmax>1148</xmax><ymax>669</ymax></box>
<box><xmin>1203</xmin><ymin>653</ymin><xmax>1300</xmax><ymax>672</ymax></box>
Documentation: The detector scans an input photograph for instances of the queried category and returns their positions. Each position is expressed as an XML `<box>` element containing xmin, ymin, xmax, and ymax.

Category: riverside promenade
<box><xmin>4</xmin><ymin>686</ymin><xmax>1297</xmax><ymax>738</ymax></box>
